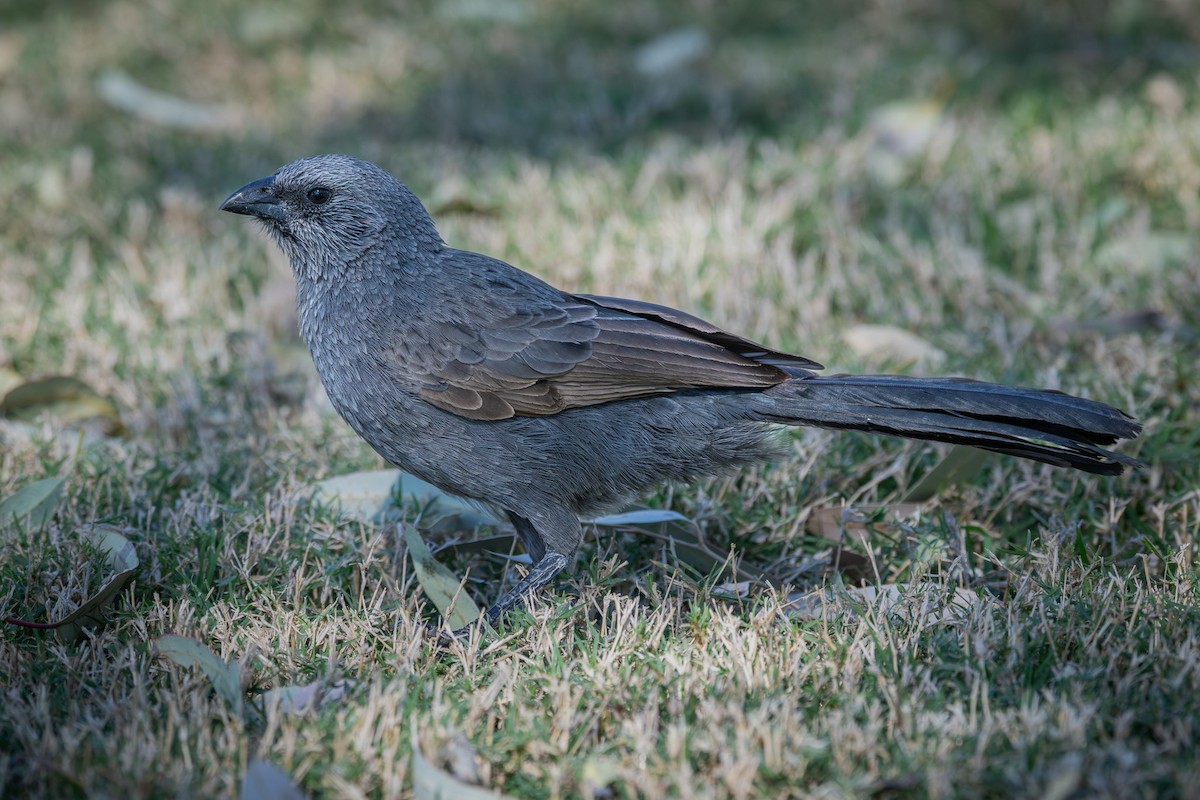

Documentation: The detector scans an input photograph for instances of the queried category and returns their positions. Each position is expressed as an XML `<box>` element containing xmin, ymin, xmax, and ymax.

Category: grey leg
<box><xmin>481</xmin><ymin>551</ymin><xmax>571</xmax><ymax>626</ymax></box>
<box><xmin>506</xmin><ymin>511</ymin><xmax>547</xmax><ymax>563</ymax></box>
<box><xmin>430</xmin><ymin>508</ymin><xmax>580</xmax><ymax>639</ymax></box>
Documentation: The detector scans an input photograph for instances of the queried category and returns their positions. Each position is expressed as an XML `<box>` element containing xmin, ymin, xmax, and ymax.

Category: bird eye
<box><xmin>307</xmin><ymin>187</ymin><xmax>332</xmax><ymax>205</ymax></box>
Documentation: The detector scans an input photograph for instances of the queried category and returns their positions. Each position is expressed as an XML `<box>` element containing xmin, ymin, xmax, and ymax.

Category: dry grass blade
<box><xmin>786</xmin><ymin>581</ymin><xmax>985</xmax><ymax>622</ymax></box>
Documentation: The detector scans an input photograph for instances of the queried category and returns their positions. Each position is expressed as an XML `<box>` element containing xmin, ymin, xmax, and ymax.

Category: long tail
<box><xmin>756</xmin><ymin>375</ymin><xmax>1143</xmax><ymax>475</ymax></box>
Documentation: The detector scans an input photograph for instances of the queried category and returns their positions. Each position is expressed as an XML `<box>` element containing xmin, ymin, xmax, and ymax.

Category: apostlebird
<box><xmin>221</xmin><ymin>154</ymin><xmax>1141</xmax><ymax>628</ymax></box>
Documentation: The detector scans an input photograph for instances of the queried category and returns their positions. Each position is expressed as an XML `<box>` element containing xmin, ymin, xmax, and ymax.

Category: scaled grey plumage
<box><xmin>221</xmin><ymin>154</ymin><xmax>1142</xmax><ymax>629</ymax></box>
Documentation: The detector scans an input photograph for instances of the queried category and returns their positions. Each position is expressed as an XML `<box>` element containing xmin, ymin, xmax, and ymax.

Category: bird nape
<box><xmin>221</xmin><ymin>154</ymin><xmax>1143</xmax><ymax>634</ymax></box>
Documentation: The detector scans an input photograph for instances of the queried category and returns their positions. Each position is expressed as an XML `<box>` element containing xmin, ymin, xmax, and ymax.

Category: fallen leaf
<box><xmin>240</xmin><ymin>759</ymin><xmax>304</xmax><ymax>800</ymax></box>
<box><xmin>236</xmin><ymin>6</ymin><xmax>312</xmax><ymax>44</ymax></box>
<box><xmin>1</xmin><ymin>375</ymin><xmax>123</xmax><ymax>436</ymax></box>
<box><xmin>863</xmin><ymin>97</ymin><xmax>950</xmax><ymax>186</ymax></box>
<box><xmin>313</xmin><ymin>469</ymin><xmax>502</xmax><ymax>531</ymax></box>
<box><xmin>1042</xmin><ymin>753</ymin><xmax>1084</xmax><ymax>800</ymax></box>
<box><xmin>902</xmin><ymin>446</ymin><xmax>989</xmax><ymax>502</ymax></box>
<box><xmin>1094</xmin><ymin>232</ymin><xmax>1191</xmax><ymax>273</ymax></box>
<box><xmin>50</xmin><ymin>525</ymin><xmax>139</xmax><ymax>642</ymax></box>
<box><xmin>1049</xmin><ymin>309</ymin><xmax>1169</xmax><ymax>338</ymax></box>
<box><xmin>156</xmin><ymin>635</ymin><xmax>243</xmax><ymax>716</ymax></box>
<box><xmin>436</xmin><ymin>0</ymin><xmax>530</xmax><ymax>24</ymax></box>
<box><xmin>0</xmin><ymin>475</ymin><xmax>66</xmax><ymax>530</ymax></box>
<box><xmin>634</xmin><ymin>27</ymin><xmax>710</xmax><ymax>77</ymax></box>
<box><xmin>261</xmin><ymin>678</ymin><xmax>353</xmax><ymax>715</ymax></box>
<box><xmin>2</xmin><ymin>523</ymin><xmax>139</xmax><ymax>641</ymax></box>
<box><xmin>0</xmin><ymin>366</ymin><xmax>21</xmax><ymax>398</ymax></box>
<box><xmin>580</xmin><ymin>756</ymin><xmax>624</xmax><ymax>798</ymax></box>
<box><xmin>591</xmin><ymin>509</ymin><xmax>692</xmax><ymax>527</ymax></box>
<box><xmin>841</xmin><ymin>324</ymin><xmax>945</xmax><ymax>371</ymax></box>
<box><xmin>439</xmin><ymin>732</ymin><xmax>483</xmax><ymax>786</ymax></box>
<box><xmin>433</xmin><ymin>534</ymin><xmax>521</xmax><ymax>559</ymax></box>
<box><xmin>404</xmin><ymin>524</ymin><xmax>484</xmax><ymax>631</ymax></box>
<box><xmin>412</xmin><ymin>721</ymin><xmax>512</xmax><ymax>800</ymax></box>
<box><xmin>312</xmin><ymin>469</ymin><xmax>403</xmax><ymax>522</ymax></box>
<box><xmin>97</xmin><ymin>70</ymin><xmax>242</xmax><ymax>132</ymax></box>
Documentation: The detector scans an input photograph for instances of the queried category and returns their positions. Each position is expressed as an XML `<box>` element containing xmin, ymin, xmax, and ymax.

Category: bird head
<box><xmin>220</xmin><ymin>154</ymin><xmax>442</xmax><ymax>279</ymax></box>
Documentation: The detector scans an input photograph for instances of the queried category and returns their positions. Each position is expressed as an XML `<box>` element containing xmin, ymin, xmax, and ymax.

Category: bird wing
<box><xmin>386</xmin><ymin>260</ymin><xmax>821</xmax><ymax>421</ymax></box>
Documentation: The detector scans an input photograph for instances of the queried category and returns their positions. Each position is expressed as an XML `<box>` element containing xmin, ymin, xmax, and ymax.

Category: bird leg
<box><xmin>481</xmin><ymin>551</ymin><xmax>570</xmax><ymax>627</ymax></box>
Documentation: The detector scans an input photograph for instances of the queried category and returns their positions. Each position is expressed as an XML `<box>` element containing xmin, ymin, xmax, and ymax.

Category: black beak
<box><xmin>220</xmin><ymin>175</ymin><xmax>285</xmax><ymax>222</ymax></box>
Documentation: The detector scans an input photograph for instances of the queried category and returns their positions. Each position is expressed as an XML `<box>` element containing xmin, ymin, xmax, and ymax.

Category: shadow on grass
<box><xmin>317</xmin><ymin>0</ymin><xmax>1200</xmax><ymax>159</ymax></box>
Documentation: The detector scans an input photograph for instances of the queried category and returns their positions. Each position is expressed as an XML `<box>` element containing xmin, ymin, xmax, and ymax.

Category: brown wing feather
<box><xmin>575</xmin><ymin>294</ymin><xmax>824</xmax><ymax>370</ymax></box>
<box><xmin>389</xmin><ymin>252</ymin><xmax>816</xmax><ymax>420</ymax></box>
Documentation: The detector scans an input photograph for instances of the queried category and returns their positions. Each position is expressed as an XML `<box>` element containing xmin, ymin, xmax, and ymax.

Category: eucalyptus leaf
<box><xmin>2</xmin><ymin>523</ymin><xmax>138</xmax><ymax>640</ymax></box>
<box><xmin>313</xmin><ymin>469</ymin><xmax>502</xmax><ymax>530</ymax></box>
<box><xmin>786</xmin><ymin>582</ymin><xmax>985</xmax><ymax>622</ymax></box>
<box><xmin>404</xmin><ymin>524</ymin><xmax>483</xmax><ymax>630</ymax></box>
<box><xmin>412</xmin><ymin>722</ymin><xmax>511</xmax><ymax>800</ymax></box>
<box><xmin>0</xmin><ymin>475</ymin><xmax>65</xmax><ymax>529</ymax></box>
<box><xmin>902</xmin><ymin>446</ymin><xmax>989</xmax><ymax>502</ymax></box>
<box><xmin>156</xmin><ymin>634</ymin><xmax>243</xmax><ymax>716</ymax></box>
<box><xmin>240</xmin><ymin>759</ymin><xmax>304</xmax><ymax>800</ymax></box>
<box><xmin>52</xmin><ymin>525</ymin><xmax>139</xmax><ymax>642</ymax></box>
<box><xmin>1</xmin><ymin>375</ymin><xmax>123</xmax><ymax>436</ymax></box>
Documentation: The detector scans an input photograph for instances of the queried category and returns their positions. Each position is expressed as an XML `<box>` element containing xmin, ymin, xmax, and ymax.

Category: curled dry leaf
<box><xmin>1</xmin><ymin>375</ymin><xmax>123</xmax><ymax>436</ymax></box>
<box><xmin>806</xmin><ymin>503</ymin><xmax>924</xmax><ymax>551</ymax></box>
<box><xmin>3</xmin><ymin>523</ymin><xmax>138</xmax><ymax>642</ymax></box>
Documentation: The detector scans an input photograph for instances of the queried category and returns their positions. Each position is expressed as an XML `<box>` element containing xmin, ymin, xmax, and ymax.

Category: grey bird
<box><xmin>221</xmin><ymin>154</ymin><xmax>1142</xmax><ymax>629</ymax></box>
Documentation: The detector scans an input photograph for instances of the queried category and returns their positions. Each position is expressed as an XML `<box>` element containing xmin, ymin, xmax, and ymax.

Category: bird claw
<box><xmin>422</xmin><ymin>619</ymin><xmax>488</xmax><ymax>646</ymax></box>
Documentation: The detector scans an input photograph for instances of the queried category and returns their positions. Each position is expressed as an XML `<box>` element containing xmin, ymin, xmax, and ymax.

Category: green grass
<box><xmin>2</xmin><ymin>0</ymin><xmax>1199</xmax><ymax>797</ymax></box>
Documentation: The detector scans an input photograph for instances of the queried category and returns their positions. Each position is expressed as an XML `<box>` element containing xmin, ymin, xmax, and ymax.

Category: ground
<box><xmin>1</xmin><ymin>1</ymin><xmax>1198</xmax><ymax>797</ymax></box>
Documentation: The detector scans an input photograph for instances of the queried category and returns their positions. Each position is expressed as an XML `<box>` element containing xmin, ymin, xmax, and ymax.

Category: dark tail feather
<box><xmin>757</xmin><ymin>375</ymin><xmax>1143</xmax><ymax>475</ymax></box>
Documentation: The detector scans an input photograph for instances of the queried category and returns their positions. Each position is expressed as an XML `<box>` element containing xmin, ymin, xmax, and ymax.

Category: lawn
<box><xmin>1</xmin><ymin>1</ymin><xmax>1198</xmax><ymax>797</ymax></box>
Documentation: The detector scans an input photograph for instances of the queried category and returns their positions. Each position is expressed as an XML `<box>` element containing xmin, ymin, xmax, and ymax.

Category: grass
<box><xmin>1</xmin><ymin>0</ymin><xmax>1199</xmax><ymax>796</ymax></box>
